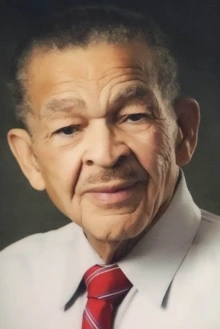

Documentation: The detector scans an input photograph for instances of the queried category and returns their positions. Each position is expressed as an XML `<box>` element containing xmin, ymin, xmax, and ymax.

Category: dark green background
<box><xmin>1</xmin><ymin>0</ymin><xmax>220</xmax><ymax>250</ymax></box>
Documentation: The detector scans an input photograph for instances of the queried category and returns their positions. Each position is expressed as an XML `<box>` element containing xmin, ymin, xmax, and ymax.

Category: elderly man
<box><xmin>0</xmin><ymin>5</ymin><xmax>220</xmax><ymax>329</ymax></box>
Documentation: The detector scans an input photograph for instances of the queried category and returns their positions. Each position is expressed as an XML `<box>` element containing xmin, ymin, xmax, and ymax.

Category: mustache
<box><xmin>83</xmin><ymin>161</ymin><xmax>148</xmax><ymax>185</ymax></box>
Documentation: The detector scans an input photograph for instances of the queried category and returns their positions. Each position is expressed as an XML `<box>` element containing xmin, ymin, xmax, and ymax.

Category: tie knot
<box><xmin>82</xmin><ymin>265</ymin><xmax>132</xmax><ymax>329</ymax></box>
<box><xmin>83</xmin><ymin>264</ymin><xmax>132</xmax><ymax>303</ymax></box>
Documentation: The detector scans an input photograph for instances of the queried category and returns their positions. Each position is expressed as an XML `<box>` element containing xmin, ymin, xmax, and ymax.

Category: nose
<box><xmin>82</xmin><ymin>121</ymin><xmax>130</xmax><ymax>168</ymax></box>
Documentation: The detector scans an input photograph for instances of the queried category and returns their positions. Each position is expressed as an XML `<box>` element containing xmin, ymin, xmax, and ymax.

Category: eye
<box><xmin>125</xmin><ymin>113</ymin><xmax>149</xmax><ymax>122</ymax></box>
<box><xmin>54</xmin><ymin>125</ymin><xmax>80</xmax><ymax>136</ymax></box>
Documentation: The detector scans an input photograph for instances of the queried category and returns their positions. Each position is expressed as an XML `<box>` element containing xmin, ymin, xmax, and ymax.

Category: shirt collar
<box><xmin>118</xmin><ymin>172</ymin><xmax>201</xmax><ymax>306</ymax></box>
<box><xmin>62</xmin><ymin>227</ymin><xmax>104</xmax><ymax>308</ymax></box>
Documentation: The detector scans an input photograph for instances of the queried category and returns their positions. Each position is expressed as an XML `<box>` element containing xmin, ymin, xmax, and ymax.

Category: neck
<box><xmin>85</xmin><ymin>202</ymin><xmax>171</xmax><ymax>264</ymax></box>
<box><xmin>84</xmin><ymin>224</ymin><xmax>154</xmax><ymax>264</ymax></box>
<box><xmin>85</xmin><ymin>236</ymin><xmax>122</xmax><ymax>264</ymax></box>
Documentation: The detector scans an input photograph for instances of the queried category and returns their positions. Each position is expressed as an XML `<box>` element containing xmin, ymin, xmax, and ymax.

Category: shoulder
<box><xmin>0</xmin><ymin>223</ymin><xmax>78</xmax><ymax>260</ymax></box>
<box><xmin>195</xmin><ymin>209</ymin><xmax>220</xmax><ymax>244</ymax></box>
<box><xmin>168</xmin><ymin>210</ymin><xmax>220</xmax><ymax>324</ymax></box>
<box><xmin>201</xmin><ymin>208</ymin><xmax>220</xmax><ymax>224</ymax></box>
<box><xmin>0</xmin><ymin>223</ymin><xmax>80</xmax><ymax>284</ymax></box>
<box><xmin>0</xmin><ymin>223</ymin><xmax>82</xmax><ymax>315</ymax></box>
<box><xmin>0</xmin><ymin>223</ymin><xmax>85</xmax><ymax>326</ymax></box>
<box><xmin>182</xmin><ymin>209</ymin><xmax>220</xmax><ymax>269</ymax></box>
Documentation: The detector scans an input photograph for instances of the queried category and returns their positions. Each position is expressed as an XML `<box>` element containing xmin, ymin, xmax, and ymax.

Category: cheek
<box><xmin>129</xmin><ymin>127</ymin><xmax>173</xmax><ymax>177</ymax></box>
<box><xmin>37</xmin><ymin>147</ymin><xmax>82</xmax><ymax>195</ymax></box>
<box><xmin>36</xmin><ymin>147</ymin><xmax>85</xmax><ymax>222</ymax></box>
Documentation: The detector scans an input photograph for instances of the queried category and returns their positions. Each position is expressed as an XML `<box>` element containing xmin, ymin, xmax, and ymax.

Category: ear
<box><xmin>7</xmin><ymin>128</ymin><xmax>45</xmax><ymax>191</ymax></box>
<box><xmin>174</xmin><ymin>98</ymin><xmax>200</xmax><ymax>167</ymax></box>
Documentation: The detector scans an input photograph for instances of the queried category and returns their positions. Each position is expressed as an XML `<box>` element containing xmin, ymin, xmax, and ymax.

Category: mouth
<box><xmin>84</xmin><ymin>181</ymin><xmax>143</xmax><ymax>206</ymax></box>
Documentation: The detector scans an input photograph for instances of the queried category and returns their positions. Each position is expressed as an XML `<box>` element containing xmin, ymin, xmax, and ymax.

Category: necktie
<box><xmin>82</xmin><ymin>264</ymin><xmax>132</xmax><ymax>329</ymax></box>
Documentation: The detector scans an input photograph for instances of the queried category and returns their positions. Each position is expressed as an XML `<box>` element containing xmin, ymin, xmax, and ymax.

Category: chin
<box><xmin>80</xmin><ymin>199</ymin><xmax>151</xmax><ymax>244</ymax></box>
<box><xmin>89</xmin><ymin>219</ymin><xmax>147</xmax><ymax>243</ymax></box>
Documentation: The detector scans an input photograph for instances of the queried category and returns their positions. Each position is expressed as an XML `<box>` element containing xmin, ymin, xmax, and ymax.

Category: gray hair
<box><xmin>9</xmin><ymin>5</ymin><xmax>179</xmax><ymax>127</ymax></box>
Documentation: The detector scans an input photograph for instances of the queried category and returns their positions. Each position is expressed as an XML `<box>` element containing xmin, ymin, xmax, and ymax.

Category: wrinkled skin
<box><xmin>8</xmin><ymin>42</ymin><xmax>199</xmax><ymax>262</ymax></box>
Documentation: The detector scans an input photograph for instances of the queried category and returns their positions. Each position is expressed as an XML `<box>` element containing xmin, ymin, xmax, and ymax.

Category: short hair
<box><xmin>9</xmin><ymin>5</ymin><xmax>179</xmax><ymax>127</ymax></box>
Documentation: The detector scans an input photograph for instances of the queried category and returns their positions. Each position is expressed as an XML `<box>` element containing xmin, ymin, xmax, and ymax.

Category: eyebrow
<box><xmin>40</xmin><ymin>85</ymin><xmax>153</xmax><ymax>119</ymax></box>
<box><xmin>109</xmin><ymin>84</ymin><xmax>152</xmax><ymax>111</ymax></box>
<box><xmin>40</xmin><ymin>96</ymin><xmax>86</xmax><ymax>118</ymax></box>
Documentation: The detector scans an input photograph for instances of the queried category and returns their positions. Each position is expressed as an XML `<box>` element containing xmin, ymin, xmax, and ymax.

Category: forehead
<box><xmin>25</xmin><ymin>42</ymin><xmax>155</xmax><ymax>115</ymax></box>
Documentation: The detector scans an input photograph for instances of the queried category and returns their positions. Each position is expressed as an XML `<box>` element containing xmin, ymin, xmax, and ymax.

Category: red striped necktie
<box><xmin>82</xmin><ymin>264</ymin><xmax>132</xmax><ymax>329</ymax></box>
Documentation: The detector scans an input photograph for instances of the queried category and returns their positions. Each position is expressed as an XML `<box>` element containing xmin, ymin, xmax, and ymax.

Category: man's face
<box><xmin>16</xmin><ymin>42</ymin><xmax>181</xmax><ymax>244</ymax></box>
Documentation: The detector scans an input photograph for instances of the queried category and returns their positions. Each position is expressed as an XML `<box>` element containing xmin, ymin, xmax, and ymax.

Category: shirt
<box><xmin>1</xmin><ymin>175</ymin><xmax>220</xmax><ymax>329</ymax></box>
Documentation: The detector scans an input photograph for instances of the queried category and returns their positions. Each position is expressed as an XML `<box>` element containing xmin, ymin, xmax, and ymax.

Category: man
<box><xmin>0</xmin><ymin>5</ymin><xmax>220</xmax><ymax>329</ymax></box>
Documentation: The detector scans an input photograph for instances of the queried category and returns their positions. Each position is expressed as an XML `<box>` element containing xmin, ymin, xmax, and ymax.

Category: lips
<box><xmin>85</xmin><ymin>181</ymin><xmax>137</xmax><ymax>194</ymax></box>
<box><xmin>84</xmin><ymin>181</ymin><xmax>142</xmax><ymax>206</ymax></box>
